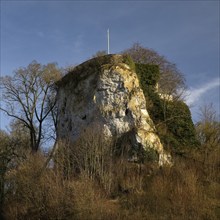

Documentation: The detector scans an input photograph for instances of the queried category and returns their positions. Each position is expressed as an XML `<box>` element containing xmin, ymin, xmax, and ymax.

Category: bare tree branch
<box><xmin>0</xmin><ymin>61</ymin><xmax>62</xmax><ymax>152</ymax></box>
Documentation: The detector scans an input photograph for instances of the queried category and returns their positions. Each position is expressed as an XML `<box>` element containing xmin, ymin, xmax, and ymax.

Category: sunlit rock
<box><xmin>56</xmin><ymin>55</ymin><xmax>172</xmax><ymax>166</ymax></box>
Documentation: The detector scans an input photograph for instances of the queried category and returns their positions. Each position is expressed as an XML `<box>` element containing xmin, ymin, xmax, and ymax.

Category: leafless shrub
<box><xmin>55</xmin><ymin>123</ymin><xmax>115</xmax><ymax>194</ymax></box>
<box><xmin>4</xmin><ymin>153</ymin><xmax>76</xmax><ymax>220</ymax></box>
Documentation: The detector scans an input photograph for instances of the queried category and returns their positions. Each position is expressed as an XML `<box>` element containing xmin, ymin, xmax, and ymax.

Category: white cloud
<box><xmin>186</xmin><ymin>78</ymin><xmax>220</xmax><ymax>105</ymax></box>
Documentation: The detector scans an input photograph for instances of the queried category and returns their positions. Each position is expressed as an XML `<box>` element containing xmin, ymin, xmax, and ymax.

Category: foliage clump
<box><xmin>122</xmin><ymin>54</ymin><xmax>136</xmax><ymax>71</ymax></box>
<box><xmin>135</xmin><ymin>63</ymin><xmax>160</xmax><ymax>87</ymax></box>
<box><xmin>134</xmin><ymin>62</ymin><xmax>199</xmax><ymax>153</ymax></box>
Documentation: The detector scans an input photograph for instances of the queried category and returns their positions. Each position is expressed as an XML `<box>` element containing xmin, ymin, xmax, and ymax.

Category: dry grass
<box><xmin>2</xmin><ymin>126</ymin><xmax>220</xmax><ymax>219</ymax></box>
<box><xmin>120</xmin><ymin>160</ymin><xmax>219</xmax><ymax>220</ymax></box>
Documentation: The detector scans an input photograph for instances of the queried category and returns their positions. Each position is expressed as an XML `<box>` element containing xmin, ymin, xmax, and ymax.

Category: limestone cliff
<box><xmin>56</xmin><ymin>55</ymin><xmax>171</xmax><ymax>166</ymax></box>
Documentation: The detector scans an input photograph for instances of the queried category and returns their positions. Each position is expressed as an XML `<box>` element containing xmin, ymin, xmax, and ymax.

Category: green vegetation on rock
<box><xmin>135</xmin><ymin>62</ymin><xmax>199</xmax><ymax>153</ymax></box>
<box><xmin>122</xmin><ymin>54</ymin><xmax>136</xmax><ymax>71</ymax></box>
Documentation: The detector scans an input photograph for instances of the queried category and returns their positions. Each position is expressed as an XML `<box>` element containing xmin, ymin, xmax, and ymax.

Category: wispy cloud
<box><xmin>186</xmin><ymin>78</ymin><xmax>220</xmax><ymax>105</ymax></box>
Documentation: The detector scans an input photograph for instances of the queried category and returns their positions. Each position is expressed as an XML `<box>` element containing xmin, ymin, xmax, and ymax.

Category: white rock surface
<box><xmin>56</xmin><ymin>55</ymin><xmax>171</xmax><ymax>165</ymax></box>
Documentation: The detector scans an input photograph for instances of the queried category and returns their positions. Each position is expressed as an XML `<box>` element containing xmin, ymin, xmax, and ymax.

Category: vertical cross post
<box><xmin>107</xmin><ymin>29</ymin><xmax>110</xmax><ymax>54</ymax></box>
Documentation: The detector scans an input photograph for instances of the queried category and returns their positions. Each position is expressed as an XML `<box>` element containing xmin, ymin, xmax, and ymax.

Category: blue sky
<box><xmin>0</xmin><ymin>0</ymin><xmax>219</xmax><ymax>130</ymax></box>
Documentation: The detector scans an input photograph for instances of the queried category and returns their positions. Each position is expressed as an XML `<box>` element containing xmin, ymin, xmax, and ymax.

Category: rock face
<box><xmin>56</xmin><ymin>55</ymin><xmax>171</xmax><ymax>166</ymax></box>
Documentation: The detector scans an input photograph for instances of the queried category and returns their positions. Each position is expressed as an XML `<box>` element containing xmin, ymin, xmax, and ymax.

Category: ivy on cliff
<box><xmin>134</xmin><ymin>62</ymin><xmax>199</xmax><ymax>153</ymax></box>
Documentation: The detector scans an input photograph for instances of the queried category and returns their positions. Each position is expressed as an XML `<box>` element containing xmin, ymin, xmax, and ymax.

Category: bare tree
<box><xmin>195</xmin><ymin>104</ymin><xmax>220</xmax><ymax>179</ymax></box>
<box><xmin>196</xmin><ymin>104</ymin><xmax>220</xmax><ymax>150</ymax></box>
<box><xmin>0</xmin><ymin>61</ymin><xmax>62</xmax><ymax>152</ymax></box>
<box><xmin>122</xmin><ymin>43</ymin><xmax>186</xmax><ymax>98</ymax></box>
